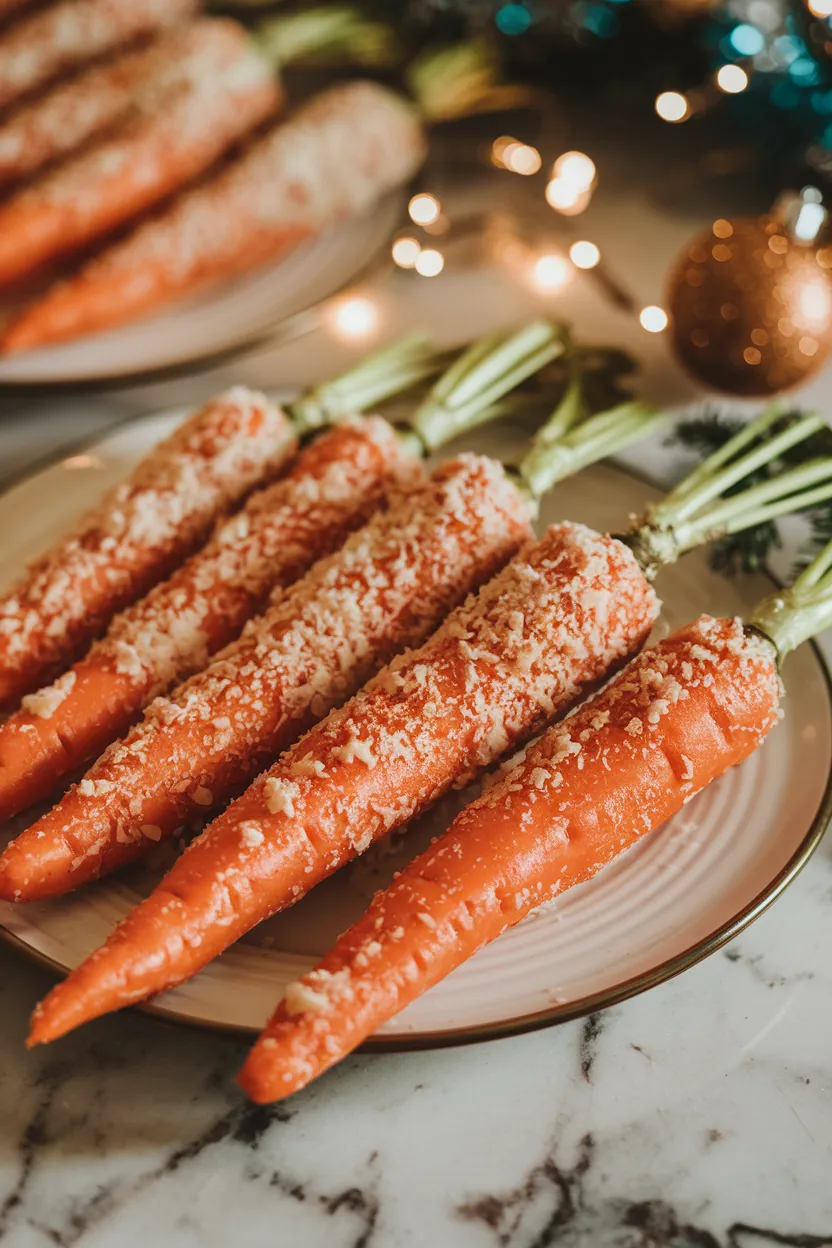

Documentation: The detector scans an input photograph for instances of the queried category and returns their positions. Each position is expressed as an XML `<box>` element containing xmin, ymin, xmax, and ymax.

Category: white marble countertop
<box><xmin>2</xmin><ymin>170</ymin><xmax>832</xmax><ymax>1246</ymax></box>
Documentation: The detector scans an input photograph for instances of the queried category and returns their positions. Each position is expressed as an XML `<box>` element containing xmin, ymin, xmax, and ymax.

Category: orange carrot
<box><xmin>236</xmin><ymin>615</ymin><xmax>781</xmax><ymax>1101</ymax></box>
<box><xmin>0</xmin><ymin>388</ymin><xmax>295</xmax><ymax>707</ymax></box>
<box><xmin>0</xmin><ymin>454</ymin><xmax>531</xmax><ymax>906</ymax></box>
<box><xmin>21</xmin><ymin>522</ymin><xmax>659</xmax><ymax>1037</ymax></box>
<box><xmin>0</xmin><ymin>0</ymin><xmax>197</xmax><ymax>112</ymax></box>
<box><xmin>0</xmin><ymin>19</ymin><xmax>281</xmax><ymax>286</ymax></box>
<box><xmin>1</xmin><ymin>81</ymin><xmax>427</xmax><ymax>351</ymax></box>
<box><xmin>0</xmin><ymin>23</ymin><xmax>270</xmax><ymax>193</ymax></box>
<box><xmin>0</xmin><ymin>418</ymin><xmax>416</xmax><ymax>821</ymax></box>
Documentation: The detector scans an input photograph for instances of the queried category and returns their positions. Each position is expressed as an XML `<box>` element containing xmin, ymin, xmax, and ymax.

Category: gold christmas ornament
<box><xmin>666</xmin><ymin>215</ymin><xmax>832</xmax><ymax>396</ymax></box>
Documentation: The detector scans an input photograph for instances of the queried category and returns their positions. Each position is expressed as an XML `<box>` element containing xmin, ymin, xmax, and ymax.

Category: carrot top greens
<box><xmin>751</xmin><ymin>536</ymin><xmax>832</xmax><ymax>657</ymax></box>
<box><xmin>286</xmin><ymin>333</ymin><xmax>447</xmax><ymax>432</ymax></box>
<box><xmin>406</xmin><ymin>320</ymin><xmax>567</xmax><ymax>452</ymax></box>
<box><xmin>254</xmin><ymin>6</ymin><xmax>398</xmax><ymax>72</ymax></box>
<box><xmin>625</xmin><ymin>405</ymin><xmax>832</xmax><ymax>580</ymax></box>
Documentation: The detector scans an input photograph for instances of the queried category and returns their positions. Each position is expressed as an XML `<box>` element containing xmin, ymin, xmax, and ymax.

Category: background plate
<box><xmin>0</xmin><ymin>410</ymin><xmax>830</xmax><ymax>1045</ymax></box>
<box><xmin>0</xmin><ymin>194</ymin><xmax>401</xmax><ymax>388</ymax></box>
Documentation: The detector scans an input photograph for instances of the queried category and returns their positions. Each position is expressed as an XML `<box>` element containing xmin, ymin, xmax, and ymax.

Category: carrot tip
<box><xmin>236</xmin><ymin>1051</ymin><xmax>291</xmax><ymax>1105</ymax></box>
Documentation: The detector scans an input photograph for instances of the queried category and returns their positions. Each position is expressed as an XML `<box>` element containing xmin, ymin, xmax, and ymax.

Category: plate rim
<box><xmin>1</xmin><ymin>417</ymin><xmax>830</xmax><ymax>1052</ymax></box>
<box><xmin>0</xmin><ymin>193</ymin><xmax>404</xmax><ymax>394</ymax></box>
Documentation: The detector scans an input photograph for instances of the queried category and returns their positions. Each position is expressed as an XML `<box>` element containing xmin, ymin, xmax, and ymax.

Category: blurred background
<box><xmin>2</xmin><ymin>0</ymin><xmax>832</xmax><ymax>456</ymax></box>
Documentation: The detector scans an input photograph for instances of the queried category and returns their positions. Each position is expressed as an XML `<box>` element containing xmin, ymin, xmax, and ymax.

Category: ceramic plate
<box><xmin>1</xmin><ymin>410</ymin><xmax>830</xmax><ymax>1048</ymax></box>
<box><xmin>0</xmin><ymin>194</ymin><xmax>401</xmax><ymax>388</ymax></box>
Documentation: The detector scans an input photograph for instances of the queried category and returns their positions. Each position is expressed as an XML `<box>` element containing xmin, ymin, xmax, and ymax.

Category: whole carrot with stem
<box><xmin>0</xmin><ymin>0</ymin><xmax>197</xmax><ymax>113</ymax></box>
<box><xmin>0</xmin><ymin>9</ymin><xmax>381</xmax><ymax>286</ymax></box>
<box><xmin>0</xmin><ymin>334</ymin><xmax>445</xmax><ymax>819</ymax></box>
<box><xmin>0</xmin><ymin>322</ymin><xmax>567</xmax><ymax>901</ymax></box>
<box><xmin>236</xmin><ymin>543</ymin><xmax>832</xmax><ymax>1102</ymax></box>
<box><xmin>24</xmin><ymin>401</ymin><xmax>832</xmax><ymax>1037</ymax></box>
<box><xmin>0</xmin><ymin>78</ymin><xmax>426</xmax><ymax>351</ymax></box>
<box><xmin>0</xmin><ymin>389</ymin><xmax>297</xmax><ymax>709</ymax></box>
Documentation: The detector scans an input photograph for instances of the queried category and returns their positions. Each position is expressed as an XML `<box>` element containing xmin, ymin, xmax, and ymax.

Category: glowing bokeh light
<box><xmin>505</xmin><ymin>143</ymin><xmax>542</xmax><ymax>175</ymax></box>
<box><xmin>545</xmin><ymin>178</ymin><xmax>591</xmax><ymax>215</ymax></box>
<box><xmin>391</xmin><ymin>237</ymin><xmax>421</xmax><ymax>269</ymax></box>
<box><xmin>716</xmin><ymin>64</ymin><xmax>749</xmax><ymax>93</ymax></box>
<box><xmin>414</xmin><ymin>248</ymin><xmax>445</xmax><ymax>277</ymax></box>
<box><xmin>552</xmin><ymin>150</ymin><xmax>596</xmax><ymax>189</ymax></box>
<box><xmin>532</xmin><ymin>254</ymin><xmax>571</xmax><ymax>290</ymax></box>
<box><xmin>408</xmin><ymin>193</ymin><xmax>441</xmax><ymax>226</ymax></box>
<box><xmin>328</xmin><ymin>296</ymin><xmax>379</xmax><ymax>340</ymax></box>
<box><xmin>569</xmin><ymin>240</ymin><xmax>601</xmax><ymax>269</ymax></box>
<box><xmin>655</xmin><ymin>91</ymin><xmax>690</xmax><ymax>122</ymax></box>
<box><xmin>730</xmin><ymin>23</ymin><xmax>765</xmax><ymax>55</ymax></box>
<box><xmin>491</xmin><ymin>135</ymin><xmax>518</xmax><ymax>167</ymax></box>
<box><xmin>639</xmin><ymin>305</ymin><xmax>669</xmax><ymax>333</ymax></box>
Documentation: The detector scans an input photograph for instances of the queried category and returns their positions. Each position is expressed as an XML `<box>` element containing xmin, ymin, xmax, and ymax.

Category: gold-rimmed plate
<box><xmin>0</xmin><ymin>193</ymin><xmax>402</xmax><ymax>390</ymax></box>
<box><xmin>0</xmin><ymin>410</ymin><xmax>830</xmax><ymax>1047</ymax></box>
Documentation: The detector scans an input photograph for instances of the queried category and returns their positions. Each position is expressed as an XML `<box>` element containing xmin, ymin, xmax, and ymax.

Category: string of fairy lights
<box><xmin>324</xmin><ymin>133</ymin><xmax>668</xmax><ymax>345</ymax></box>
<box><xmin>323</xmin><ymin>1</ymin><xmax>832</xmax><ymax>346</ymax></box>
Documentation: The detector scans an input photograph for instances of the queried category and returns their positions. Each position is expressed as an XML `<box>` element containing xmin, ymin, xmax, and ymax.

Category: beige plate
<box><xmin>1</xmin><ymin>411</ymin><xmax>831</xmax><ymax>1048</ymax></box>
<box><xmin>0</xmin><ymin>194</ymin><xmax>401</xmax><ymax>389</ymax></box>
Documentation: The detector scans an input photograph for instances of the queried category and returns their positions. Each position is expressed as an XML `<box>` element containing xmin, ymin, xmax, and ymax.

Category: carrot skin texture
<box><xmin>3</xmin><ymin>455</ymin><xmax>529</xmax><ymax>912</ymax></box>
<box><xmin>0</xmin><ymin>0</ymin><xmax>197</xmax><ymax>112</ymax></box>
<box><xmin>0</xmin><ymin>20</ymin><xmax>280</xmax><ymax>286</ymax></box>
<box><xmin>237</xmin><ymin>616</ymin><xmax>782</xmax><ymax>1101</ymax></box>
<box><xmin>27</xmin><ymin>522</ymin><xmax>658</xmax><ymax>1041</ymax></box>
<box><xmin>0</xmin><ymin>389</ymin><xmax>295</xmax><ymax>708</ymax></box>
<box><xmin>0</xmin><ymin>22</ymin><xmax>272</xmax><ymax>193</ymax></box>
<box><xmin>1</xmin><ymin>82</ymin><xmax>427</xmax><ymax>352</ymax></box>
<box><xmin>0</xmin><ymin>419</ymin><xmax>412</xmax><ymax>820</ymax></box>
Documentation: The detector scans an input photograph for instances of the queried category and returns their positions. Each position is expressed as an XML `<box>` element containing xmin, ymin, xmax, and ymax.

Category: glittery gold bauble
<box><xmin>666</xmin><ymin>215</ymin><xmax>832</xmax><ymax>397</ymax></box>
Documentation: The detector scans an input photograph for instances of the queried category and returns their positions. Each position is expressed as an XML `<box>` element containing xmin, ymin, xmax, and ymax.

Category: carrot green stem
<box><xmin>406</xmin><ymin>39</ymin><xmax>501</xmax><ymax>121</ymax></box>
<box><xmin>518</xmin><ymin>400</ymin><xmax>666</xmax><ymax>502</ymax></box>
<box><xmin>664</xmin><ymin>403</ymin><xmax>785</xmax><ymax>505</ymax></box>
<box><xmin>254</xmin><ymin>6</ymin><xmax>398</xmax><ymax>71</ymax></box>
<box><xmin>408</xmin><ymin>320</ymin><xmax>568</xmax><ymax>452</ymax></box>
<box><xmin>682</xmin><ymin>461</ymin><xmax>832</xmax><ymax>541</ymax></box>
<box><xmin>750</xmin><ymin>536</ymin><xmax>832</xmax><ymax>656</ymax></box>
<box><xmin>625</xmin><ymin>409</ymin><xmax>831</xmax><ymax>578</ymax></box>
<box><xmin>653</xmin><ymin>410</ymin><xmax>825</xmax><ymax>526</ymax></box>
<box><xmin>286</xmin><ymin>334</ymin><xmax>446</xmax><ymax>433</ymax></box>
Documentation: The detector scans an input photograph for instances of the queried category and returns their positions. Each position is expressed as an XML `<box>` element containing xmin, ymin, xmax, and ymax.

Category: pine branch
<box><xmin>707</xmin><ymin>523</ymin><xmax>781</xmax><ymax>576</ymax></box>
<box><xmin>668</xmin><ymin>409</ymin><xmax>746</xmax><ymax>460</ymax></box>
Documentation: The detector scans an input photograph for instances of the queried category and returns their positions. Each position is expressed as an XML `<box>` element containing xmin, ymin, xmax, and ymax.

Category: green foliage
<box><xmin>669</xmin><ymin>408</ymin><xmax>826</xmax><ymax>576</ymax></box>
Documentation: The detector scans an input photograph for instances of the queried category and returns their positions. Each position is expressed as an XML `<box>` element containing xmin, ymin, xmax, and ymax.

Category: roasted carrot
<box><xmin>0</xmin><ymin>418</ymin><xmax>417</xmax><ymax>821</ymax></box>
<box><xmin>237</xmin><ymin>613</ymin><xmax>783</xmax><ymax>1100</ymax></box>
<box><xmin>19</xmin><ymin>521</ymin><xmax>659</xmax><ymax>1032</ymax></box>
<box><xmin>0</xmin><ymin>323</ymin><xmax>566</xmax><ymax>893</ymax></box>
<box><xmin>0</xmin><ymin>388</ymin><xmax>295</xmax><ymax>707</ymax></box>
<box><xmin>1</xmin><ymin>453</ymin><xmax>533</xmax><ymax>909</ymax></box>
<box><xmin>0</xmin><ymin>19</ymin><xmax>281</xmax><ymax>286</ymax></box>
<box><xmin>0</xmin><ymin>0</ymin><xmax>197</xmax><ymax>112</ymax></box>
<box><xmin>0</xmin><ymin>23</ymin><xmax>268</xmax><ymax>194</ymax></box>
<box><xmin>0</xmin><ymin>333</ymin><xmax>444</xmax><ymax>819</ymax></box>
<box><xmin>1</xmin><ymin>81</ymin><xmax>427</xmax><ymax>351</ymax></box>
<box><xmin>24</xmin><ymin>402</ymin><xmax>832</xmax><ymax>1036</ymax></box>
